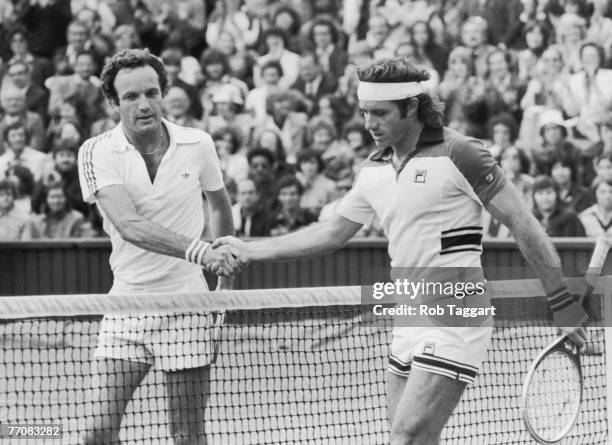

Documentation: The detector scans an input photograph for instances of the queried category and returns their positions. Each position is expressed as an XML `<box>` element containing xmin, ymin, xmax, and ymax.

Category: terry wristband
<box><xmin>547</xmin><ymin>286</ymin><xmax>589</xmax><ymax>327</ymax></box>
<box><xmin>185</xmin><ymin>239</ymin><xmax>210</xmax><ymax>265</ymax></box>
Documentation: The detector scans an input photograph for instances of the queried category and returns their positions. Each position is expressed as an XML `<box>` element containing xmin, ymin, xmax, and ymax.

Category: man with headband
<box><xmin>215</xmin><ymin>58</ymin><xmax>587</xmax><ymax>444</ymax></box>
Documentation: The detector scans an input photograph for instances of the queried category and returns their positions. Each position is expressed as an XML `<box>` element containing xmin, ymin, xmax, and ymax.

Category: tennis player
<box><xmin>77</xmin><ymin>49</ymin><xmax>243</xmax><ymax>444</ymax></box>
<box><xmin>214</xmin><ymin>58</ymin><xmax>588</xmax><ymax>444</ymax></box>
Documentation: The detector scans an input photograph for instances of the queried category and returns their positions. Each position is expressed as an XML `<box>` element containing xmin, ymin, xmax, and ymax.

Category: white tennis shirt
<box><xmin>78</xmin><ymin>119</ymin><xmax>224</xmax><ymax>287</ymax></box>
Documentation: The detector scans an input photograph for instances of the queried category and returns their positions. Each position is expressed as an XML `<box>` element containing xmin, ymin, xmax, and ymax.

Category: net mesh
<box><xmin>0</xmin><ymin>282</ymin><xmax>609</xmax><ymax>445</ymax></box>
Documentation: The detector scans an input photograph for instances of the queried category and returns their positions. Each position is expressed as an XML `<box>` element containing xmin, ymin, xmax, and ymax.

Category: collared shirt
<box><xmin>336</xmin><ymin>126</ymin><xmax>506</xmax><ymax>268</ymax></box>
<box><xmin>579</xmin><ymin>205</ymin><xmax>612</xmax><ymax>237</ymax></box>
<box><xmin>0</xmin><ymin>146</ymin><xmax>48</xmax><ymax>181</ymax></box>
<box><xmin>77</xmin><ymin>119</ymin><xmax>224</xmax><ymax>287</ymax></box>
<box><xmin>0</xmin><ymin>206</ymin><xmax>27</xmax><ymax>240</ymax></box>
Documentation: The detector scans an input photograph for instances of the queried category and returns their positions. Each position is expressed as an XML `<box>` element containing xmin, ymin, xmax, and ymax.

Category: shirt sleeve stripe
<box><xmin>82</xmin><ymin>139</ymin><xmax>97</xmax><ymax>196</ymax></box>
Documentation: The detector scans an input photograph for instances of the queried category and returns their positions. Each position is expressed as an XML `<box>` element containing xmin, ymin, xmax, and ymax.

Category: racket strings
<box><xmin>526</xmin><ymin>350</ymin><xmax>581</xmax><ymax>441</ymax></box>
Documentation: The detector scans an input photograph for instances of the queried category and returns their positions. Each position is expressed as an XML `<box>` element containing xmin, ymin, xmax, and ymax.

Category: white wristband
<box><xmin>185</xmin><ymin>239</ymin><xmax>210</xmax><ymax>265</ymax></box>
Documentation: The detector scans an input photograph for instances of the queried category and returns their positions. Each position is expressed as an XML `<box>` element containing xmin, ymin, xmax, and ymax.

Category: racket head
<box><xmin>521</xmin><ymin>336</ymin><xmax>583</xmax><ymax>444</ymax></box>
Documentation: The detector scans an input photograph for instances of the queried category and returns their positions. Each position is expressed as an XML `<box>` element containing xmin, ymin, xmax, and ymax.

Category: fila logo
<box><xmin>414</xmin><ymin>169</ymin><xmax>427</xmax><ymax>183</ymax></box>
<box><xmin>484</xmin><ymin>172</ymin><xmax>494</xmax><ymax>184</ymax></box>
<box><xmin>423</xmin><ymin>342</ymin><xmax>436</xmax><ymax>355</ymax></box>
<box><xmin>182</xmin><ymin>171</ymin><xmax>190</xmax><ymax>178</ymax></box>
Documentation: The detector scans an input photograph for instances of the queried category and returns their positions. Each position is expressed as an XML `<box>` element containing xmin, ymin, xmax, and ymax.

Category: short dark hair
<box><xmin>200</xmin><ymin>48</ymin><xmax>230</xmax><ymax>75</ymax></box>
<box><xmin>488</xmin><ymin>112</ymin><xmax>519</xmax><ymax>143</ymax></box>
<box><xmin>342</xmin><ymin>120</ymin><xmax>374</xmax><ymax>146</ymax></box>
<box><xmin>100</xmin><ymin>49</ymin><xmax>168</xmax><ymax>105</ymax></box>
<box><xmin>499</xmin><ymin>145</ymin><xmax>531</xmax><ymax>174</ymax></box>
<box><xmin>552</xmin><ymin>159</ymin><xmax>578</xmax><ymax>184</ymax></box>
<box><xmin>310</xmin><ymin>17</ymin><xmax>338</xmax><ymax>44</ymax></box>
<box><xmin>8</xmin><ymin>165</ymin><xmax>34</xmax><ymax>196</ymax></box>
<box><xmin>272</xmin><ymin>6</ymin><xmax>301</xmax><ymax>36</ymax></box>
<box><xmin>357</xmin><ymin>58</ymin><xmax>444</xmax><ymax>127</ymax></box>
<box><xmin>261</xmin><ymin>27</ymin><xmax>288</xmax><ymax>51</ymax></box>
<box><xmin>276</xmin><ymin>175</ymin><xmax>303</xmax><ymax>196</ymax></box>
<box><xmin>0</xmin><ymin>179</ymin><xmax>17</xmax><ymax>198</ymax></box>
<box><xmin>247</xmin><ymin>148</ymin><xmax>276</xmax><ymax>166</ymax></box>
<box><xmin>41</xmin><ymin>181</ymin><xmax>72</xmax><ymax>214</ymax></box>
<box><xmin>3</xmin><ymin>120</ymin><xmax>29</xmax><ymax>143</ymax></box>
<box><xmin>260</xmin><ymin>60</ymin><xmax>284</xmax><ymax>78</ymax></box>
<box><xmin>532</xmin><ymin>175</ymin><xmax>559</xmax><ymax>195</ymax></box>
<box><xmin>297</xmin><ymin>149</ymin><xmax>324</xmax><ymax>173</ymax></box>
<box><xmin>212</xmin><ymin>126</ymin><xmax>244</xmax><ymax>155</ymax></box>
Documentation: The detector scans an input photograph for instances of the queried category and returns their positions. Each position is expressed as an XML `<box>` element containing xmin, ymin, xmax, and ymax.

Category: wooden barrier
<box><xmin>0</xmin><ymin>238</ymin><xmax>609</xmax><ymax>296</ymax></box>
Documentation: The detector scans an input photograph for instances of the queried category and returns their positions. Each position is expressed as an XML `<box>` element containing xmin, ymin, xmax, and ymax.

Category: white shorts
<box><xmin>94</xmin><ymin>275</ymin><xmax>222</xmax><ymax>371</ymax></box>
<box><xmin>388</xmin><ymin>326</ymin><xmax>493</xmax><ymax>384</ymax></box>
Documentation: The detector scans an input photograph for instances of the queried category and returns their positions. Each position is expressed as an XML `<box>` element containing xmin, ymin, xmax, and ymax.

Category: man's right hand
<box><xmin>201</xmin><ymin>243</ymin><xmax>248</xmax><ymax>276</ymax></box>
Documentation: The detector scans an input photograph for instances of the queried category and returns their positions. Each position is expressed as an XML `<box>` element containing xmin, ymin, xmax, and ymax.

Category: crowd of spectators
<box><xmin>0</xmin><ymin>0</ymin><xmax>611</xmax><ymax>242</ymax></box>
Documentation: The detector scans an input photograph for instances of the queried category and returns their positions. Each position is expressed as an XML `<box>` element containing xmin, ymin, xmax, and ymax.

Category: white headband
<box><xmin>357</xmin><ymin>81</ymin><xmax>424</xmax><ymax>101</ymax></box>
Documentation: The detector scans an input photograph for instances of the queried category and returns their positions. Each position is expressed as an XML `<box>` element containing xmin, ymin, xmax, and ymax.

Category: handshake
<box><xmin>200</xmin><ymin>236</ymin><xmax>250</xmax><ymax>276</ymax></box>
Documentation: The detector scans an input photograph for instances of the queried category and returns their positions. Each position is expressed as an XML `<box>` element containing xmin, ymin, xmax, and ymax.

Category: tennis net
<box><xmin>0</xmin><ymin>279</ymin><xmax>610</xmax><ymax>444</ymax></box>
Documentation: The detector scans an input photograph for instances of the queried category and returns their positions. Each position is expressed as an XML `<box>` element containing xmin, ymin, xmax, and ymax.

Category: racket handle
<box><xmin>586</xmin><ymin>236</ymin><xmax>612</xmax><ymax>287</ymax></box>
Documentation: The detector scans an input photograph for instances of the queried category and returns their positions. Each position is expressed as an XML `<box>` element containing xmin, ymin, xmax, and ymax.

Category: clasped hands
<box><xmin>201</xmin><ymin>236</ymin><xmax>249</xmax><ymax>276</ymax></box>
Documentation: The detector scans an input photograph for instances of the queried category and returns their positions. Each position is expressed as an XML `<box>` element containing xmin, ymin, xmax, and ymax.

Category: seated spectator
<box><xmin>317</xmin><ymin>94</ymin><xmax>351</xmax><ymax>134</ymax></box>
<box><xmin>438</xmin><ymin>46</ymin><xmax>487</xmax><ymax>138</ymax></box>
<box><xmin>162</xmin><ymin>85</ymin><xmax>205</xmax><ymax>130</ymax></box>
<box><xmin>591</xmin><ymin>152</ymin><xmax>612</xmax><ymax>189</ymax></box>
<box><xmin>45</xmin><ymin>95</ymin><xmax>86</xmax><ymax>150</ymax></box>
<box><xmin>199</xmin><ymin>49</ymin><xmax>249</xmax><ymax>118</ymax></box>
<box><xmin>410</xmin><ymin>20</ymin><xmax>449</xmax><ymax>79</ymax></box>
<box><xmin>0</xmin><ymin>87</ymin><xmax>44</xmax><ymax>152</ymax></box>
<box><xmin>212</xmin><ymin>127</ymin><xmax>248</xmax><ymax>183</ymax></box>
<box><xmin>291</xmin><ymin>53</ymin><xmax>338</xmax><ymax>115</ymax></box>
<box><xmin>245</xmin><ymin>60</ymin><xmax>282</xmax><ymax>123</ymax></box>
<box><xmin>0</xmin><ymin>121</ymin><xmax>46</xmax><ymax>181</ymax></box>
<box><xmin>532</xmin><ymin>175</ymin><xmax>586</xmax><ymax>236</ymax></box>
<box><xmin>578</xmin><ymin>180</ymin><xmax>612</xmax><ymax>236</ymax></box>
<box><xmin>550</xmin><ymin>160</ymin><xmax>594</xmax><ymax>213</ymax></box>
<box><xmin>484</xmin><ymin>50</ymin><xmax>526</xmax><ymax>124</ymax></box>
<box><xmin>554</xmin><ymin>13</ymin><xmax>587</xmax><ymax>74</ymax></box>
<box><xmin>232</xmin><ymin>178</ymin><xmax>272</xmax><ymax>237</ymax></box>
<box><xmin>520</xmin><ymin>47</ymin><xmax>572</xmax><ymax>112</ymax></box>
<box><xmin>6</xmin><ymin>165</ymin><xmax>34</xmax><ymax>216</ymax></box>
<box><xmin>488</xmin><ymin>113</ymin><xmax>519</xmax><ymax>160</ymax></box>
<box><xmin>307</xmin><ymin>17</ymin><xmax>349</xmax><ymax>80</ymax></box>
<box><xmin>0</xmin><ymin>179</ymin><xmax>27</xmax><ymax>240</ymax></box>
<box><xmin>3</xmin><ymin>60</ymin><xmax>49</xmax><ymax>120</ymax></box>
<box><xmin>247</xmin><ymin>148</ymin><xmax>278</xmax><ymax>211</ymax></box>
<box><xmin>206</xmin><ymin>84</ymin><xmax>252</xmax><ymax>136</ymax></box>
<box><xmin>394</xmin><ymin>42</ymin><xmax>440</xmax><ymax>89</ymax></box>
<box><xmin>499</xmin><ymin>145</ymin><xmax>535</xmax><ymax>204</ymax></box>
<box><xmin>53</xmin><ymin>20</ymin><xmax>100</xmax><ymax>73</ymax></box>
<box><xmin>5</xmin><ymin>26</ymin><xmax>54</xmax><ymax>88</ymax></box>
<box><xmin>530</xmin><ymin>109</ymin><xmax>582</xmax><ymax>177</ymax></box>
<box><xmin>347</xmin><ymin>14</ymin><xmax>394</xmax><ymax>61</ymax></box>
<box><xmin>271</xmin><ymin>6</ymin><xmax>304</xmax><ymax>54</ymax></box>
<box><xmin>22</xmin><ymin>182</ymin><xmax>86</xmax><ymax>239</ymax></box>
<box><xmin>254</xmin><ymin>27</ymin><xmax>301</xmax><ymax>90</ymax></box>
<box><xmin>460</xmin><ymin>17</ymin><xmax>497</xmax><ymax>79</ymax></box>
<box><xmin>253</xmin><ymin>129</ymin><xmax>288</xmax><ymax>169</ymax></box>
<box><xmin>161</xmin><ymin>48</ymin><xmax>203</xmax><ymax>119</ymax></box>
<box><xmin>269</xmin><ymin>176</ymin><xmax>318</xmax><ymax>236</ymax></box>
<box><xmin>308</xmin><ymin>117</ymin><xmax>338</xmax><ymax>155</ymax></box>
<box><xmin>33</xmin><ymin>140</ymin><xmax>88</xmax><ymax>217</ymax></box>
<box><xmin>296</xmin><ymin>150</ymin><xmax>337</xmax><ymax>216</ymax></box>
<box><xmin>517</xmin><ymin>21</ymin><xmax>551</xmax><ymax>81</ymax></box>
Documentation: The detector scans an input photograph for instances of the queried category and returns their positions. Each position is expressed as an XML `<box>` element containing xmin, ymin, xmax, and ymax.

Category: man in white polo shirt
<box><xmin>77</xmin><ymin>49</ymin><xmax>244</xmax><ymax>444</ymax></box>
<box><xmin>214</xmin><ymin>58</ymin><xmax>587</xmax><ymax>444</ymax></box>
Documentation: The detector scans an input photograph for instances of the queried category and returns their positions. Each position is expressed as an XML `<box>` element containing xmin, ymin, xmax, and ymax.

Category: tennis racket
<box><xmin>521</xmin><ymin>235</ymin><xmax>611</xmax><ymax>444</ymax></box>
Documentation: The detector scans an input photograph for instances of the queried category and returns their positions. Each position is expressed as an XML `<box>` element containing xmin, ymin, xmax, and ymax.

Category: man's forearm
<box><xmin>119</xmin><ymin>215</ymin><xmax>195</xmax><ymax>259</ymax></box>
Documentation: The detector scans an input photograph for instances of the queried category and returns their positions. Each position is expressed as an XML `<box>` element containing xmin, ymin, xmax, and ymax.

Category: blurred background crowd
<box><xmin>0</xmin><ymin>0</ymin><xmax>611</xmax><ymax>241</ymax></box>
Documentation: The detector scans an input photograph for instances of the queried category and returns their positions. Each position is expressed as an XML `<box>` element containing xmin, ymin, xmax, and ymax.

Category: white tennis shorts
<box><xmin>388</xmin><ymin>326</ymin><xmax>493</xmax><ymax>384</ymax></box>
<box><xmin>94</xmin><ymin>275</ymin><xmax>223</xmax><ymax>371</ymax></box>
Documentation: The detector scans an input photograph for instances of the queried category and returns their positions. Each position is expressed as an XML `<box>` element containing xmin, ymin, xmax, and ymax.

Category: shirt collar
<box><xmin>370</xmin><ymin>125</ymin><xmax>444</xmax><ymax>162</ymax></box>
<box><xmin>111</xmin><ymin>118</ymin><xmax>200</xmax><ymax>152</ymax></box>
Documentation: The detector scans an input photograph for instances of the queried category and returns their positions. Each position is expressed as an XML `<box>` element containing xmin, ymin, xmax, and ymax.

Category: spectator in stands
<box><xmin>6</xmin><ymin>165</ymin><xmax>34</xmax><ymax>216</ymax></box>
<box><xmin>0</xmin><ymin>87</ymin><xmax>44</xmax><ymax>152</ymax></box>
<box><xmin>22</xmin><ymin>182</ymin><xmax>86</xmax><ymax>239</ymax></box>
<box><xmin>269</xmin><ymin>175</ymin><xmax>317</xmax><ymax>236</ymax></box>
<box><xmin>517</xmin><ymin>21</ymin><xmax>551</xmax><ymax>81</ymax></box>
<box><xmin>488</xmin><ymin>113</ymin><xmax>519</xmax><ymax>159</ymax></box>
<box><xmin>162</xmin><ymin>85</ymin><xmax>204</xmax><ymax>130</ymax></box>
<box><xmin>291</xmin><ymin>53</ymin><xmax>338</xmax><ymax>115</ymax></box>
<box><xmin>308</xmin><ymin>117</ymin><xmax>337</xmax><ymax>154</ymax></box>
<box><xmin>484</xmin><ymin>50</ymin><xmax>525</xmax><ymax>124</ymax></box>
<box><xmin>33</xmin><ymin>139</ymin><xmax>87</xmax><ymax>217</ymax></box>
<box><xmin>54</xmin><ymin>20</ymin><xmax>94</xmax><ymax>72</ymax></box>
<box><xmin>460</xmin><ymin>17</ymin><xmax>496</xmax><ymax>79</ymax></box>
<box><xmin>232</xmin><ymin>178</ymin><xmax>272</xmax><ymax>237</ymax></box>
<box><xmin>245</xmin><ymin>60</ymin><xmax>282</xmax><ymax>123</ymax></box>
<box><xmin>550</xmin><ymin>160</ymin><xmax>594</xmax><ymax>213</ymax></box>
<box><xmin>579</xmin><ymin>180</ymin><xmax>612</xmax><ymax>236</ymax></box>
<box><xmin>199</xmin><ymin>49</ymin><xmax>248</xmax><ymax>119</ymax></box>
<box><xmin>271</xmin><ymin>5</ymin><xmax>304</xmax><ymax>54</ymax></box>
<box><xmin>71</xmin><ymin>51</ymin><xmax>104</xmax><ymax>128</ymax></box>
<box><xmin>45</xmin><ymin>95</ymin><xmax>86</xmax><ymax>150</ymax></box>
<box><xmin>254</xmin><ymin>129</ymin><xmax>288</xmax><ymax>168</ymax></box>
<box><xmin>308</xmin><ymin>17</ymin><xmax>349</xmax><ymax>80</ymax></box>
<box><xmin>343</xmin><ymin>121</ymin><xmax>374</xmax><ymax>160</ymax></box>
<box><xmin>0</xmin><ymin>179</ymin><xmax>27</xmax><ymax>240</ymax></box>
<box><xmin>520</xmin><ymin>47</ymin><xmax>572</xmax><ymax>112</ymax></box>
<box><xmin>212</xmin><ymin>127</ymin><xmax>248</xmax><ymax>183</ymax></box>
<box><xmin>348</xmin><ymin>14</ymin><xmax>394</xmax><ymax>60</ymax></box>
<box><xmin>90</xmin><ymin>100</ymin><xmax>120</xmax><ymax>137</ymax></box>
<box><xmin>112</xmin><ymin>24</ymin><xmax>141</xmax><ymax>53</ymax></box>
<box><xmin>4</xmin><ymin>60</ymin><xmax>49</xmax><ymax>120</ymax></box>
<box><xmin>394</xmin><ymin>42</ymin><xmax>440</xmax><ymax>88</ymax></box>
<box><xmin>5</xmin><ymin>26</ymin><xmax>53</xmax><ymax>87</ymax></box>
<box><xmin>0</xmin><ymin>121</ymin><xmax>46</xmax><ymax>181</ymax></box>
<box><xmin>554</xmin><ymin>13</ymin><xmax>587</xmax><ymax>74</ymax></box>
<box><xmin>296</xmin><ymin>149</ymin><xmax>336</xmax><ymax>216</ymax></box>
<box><xmin>438</xmin><ymin>46</ymin><xmax>487</xmax><ymax>138</ymax></box>
<box><xmin>565</xmin><ymin>43</ymin><xmax>612</xmax><ymax>144</ymax></box>
<box><xmin>247</xmin><ymin>148</ymin><xmax>278</xmax><ymax>210</ymax></box>
<box><xmin>531</xmin><ymin>109</ymin><xmax>581</xmax><ymax>177</ymax></box>
<box><xmin>532</xmin><ymin>175</ymin><xmax>586</xmax><ymax>236</ymax></box>
<box><xmin>254</xmin><ymin>27</ymin><xmax>300</xmax><ymax>90</ymax></box>
<box><xmin>206</xmin><ymin>83</ymin><xmax>252</xmax><ymax>135</ymax></box>
<box><xmin>161</xmin><ymin>48</ymin><xmax>203</xmax><ymax>119</ymax></box>
<box><xmin>591</xmin><ymin>152</ymin><xmax>612</xmax><ymax>188</ymax></box>
<box><xmin>499</xmin><ymin>145</ymin><xmax>535</xmax><ymax>205</ymax></box>
<box><xmin>586</xmin><ymin>0</ymin><xmax>612</xmax><ymax>60</ymax></box>
<box><xmin>410</xmin><ymin>20</ymin><xmax>448</xmax><ymax>78</ymax></box>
